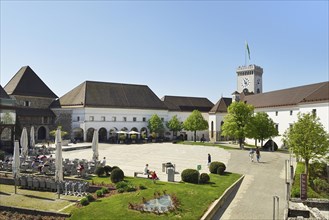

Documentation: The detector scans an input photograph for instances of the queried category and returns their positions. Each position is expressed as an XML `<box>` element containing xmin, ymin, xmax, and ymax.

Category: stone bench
<box><xmin>134</xmin><ymin>171</ymin><xmax>149</xmax><ymax>178</ymax></box>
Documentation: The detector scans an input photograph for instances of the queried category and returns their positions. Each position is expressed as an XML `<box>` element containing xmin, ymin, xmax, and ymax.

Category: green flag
<box><xmin>246</xmin><ymin>41</ymin><xmax>250</xmax><ymax>60</ymax></box>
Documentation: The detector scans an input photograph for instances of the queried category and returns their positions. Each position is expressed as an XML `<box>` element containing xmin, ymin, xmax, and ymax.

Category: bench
<box><xmin>134</xmin><ymin>171</ymin><xmax>149</xmax><ymax>178</ymax></box>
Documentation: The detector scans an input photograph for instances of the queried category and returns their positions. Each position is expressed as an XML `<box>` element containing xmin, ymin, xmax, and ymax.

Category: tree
<box><xmin>147</xmin><ymin>114</ymin><xmax>164</xmax><ymax>135</ymax></box>
<box><xmin>49</xmin><ymin>126</ymin><xmax>68</xmax><ymax>139</ymax></box>
<box><xmin>248</xmin><ymin>112</ymin><xmax>278</xmax><ymax>147</ymax></box>
<box><xmin>283</xmin><ymin>112</ymin><xmax>329</xmax><ymax>176</ymax></box>
<box><xmin>183</xmin><ymin>110</ymin><xmax>208</xmax><ymax>142</ymax></box>
<box><xmin>221</xmin><ymin>101</ymin><xmax>254</xmax><ymax>148</ymax></box>
<box><xmin>166</xmin><ymin>115</ymin><xmax>183</xmax><ymax>138</ymax></box>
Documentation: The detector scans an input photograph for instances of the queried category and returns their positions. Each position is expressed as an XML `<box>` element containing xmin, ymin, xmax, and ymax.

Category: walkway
<box><xmin>218</xmin><ymin>147</ymin><xmax>292</xmax><ymax>220</ymax></box>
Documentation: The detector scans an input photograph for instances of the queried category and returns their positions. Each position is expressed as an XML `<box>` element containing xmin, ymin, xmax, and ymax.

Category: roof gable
<box><xmin>4</xmin><ymin>66</ymin><xmax>58</xmax><ymax>98</ymax></box>
<box><xmin>162</xmin><ymin>96</ymin><xmax>214</xmax><ymax>112</ymax></box>
<box><xmin>58</xmin><ymin>81</ymin><xmax>167</xmax><ymax>110</ymax></box>
<box><xmin>0</xmin><ymin>85</ymin><xmax>10</xmax><ymax>99</ymax></box>
<box><xmin>210</xmin><ymin>97</ymin><xmax>232</xmax><ymax>113</ymax></box>
<box><xmin>243</xmin><ymin>81</ymin><xmax>329</xmax><ymax>108</ymax></box>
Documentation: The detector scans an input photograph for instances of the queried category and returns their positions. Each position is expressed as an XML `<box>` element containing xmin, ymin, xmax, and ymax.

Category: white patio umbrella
<box><xmin>12</xmin><ymin>140</ymin><xmax>20</xmax><ymax>194</ymax></box>
<box><xmin>20</xmin><ymin>127</ymin><xmax>28</xmax><ymax>159</ymax></box>
<box><xmin>92</xmin><ymin>129</ymin><xmax>99</xmax><ymax>161</ymax></box>
<box><xmin>30</xmin><ymin>126</ymin><xmax>35</xmax><ymax>148</ymax></box>
<box><xmin>116</xmin><ymin>130</ymin><xmax>128</xmax><ymax>134</ymax></box>
<box><xmin>55</xmin><ymin>128</ymin><xmax>63</xmax><ymax>199</ymax></box>
<box><xmin>128</xmin><ymin>131</ymin><xmax>140</xmax><ymax>135</ymax></box>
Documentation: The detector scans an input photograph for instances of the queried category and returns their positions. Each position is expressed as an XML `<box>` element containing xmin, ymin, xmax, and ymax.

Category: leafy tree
<box><xmin>221</xmin><ymin>101</ymin><xmax>254</xmax><ymax>148</ymax></box>
<box><xmin>183</xmin><ymin>110</ymin><xmax>208</xmax><ymax>142</ymax></box>
<box><xmin>166</xmin><ymin>115</ymin><xmax>183</xmax><ymax>138</ymax></box>
<box><xmin>49</xmin><ymin>126</ymin><xmax>68</xmax><ymax>138</ymax></box>
<box><xmin>247</xmin><ymin>112</ymin><xmax>278</xmax><ymax>147</ymax></box>
<box><xmin>283</xmin><ymin>113</ymin><xmax>329</xmax><ymax>176</ymax></box>
<box><xmin>147</xmin><ymin>114</ymin><xmax>164</xmax><ymax>135</ymax></box>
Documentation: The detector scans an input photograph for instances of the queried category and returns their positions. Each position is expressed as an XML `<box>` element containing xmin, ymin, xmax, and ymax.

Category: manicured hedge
<box><xmin>181</xmin><ymin>169</ymin><xmax>199</xmax><ymax>184</ymax></box>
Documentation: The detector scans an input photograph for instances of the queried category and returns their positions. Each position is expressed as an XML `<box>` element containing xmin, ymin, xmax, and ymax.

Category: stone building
<box><xmin>4</xmin><ymin>66</ymin><xmax>58</xmax><ymax>143</ymax></box>
<box><xmin>0</xmin><ymin>85</ymin><xmax>16</xmax><ymax>152</ymax></box>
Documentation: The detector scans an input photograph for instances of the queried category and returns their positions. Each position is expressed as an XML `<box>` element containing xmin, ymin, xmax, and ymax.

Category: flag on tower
<box><xmin>246</xmin><ymin>41</ymin><xmax>251</xmax><ymax>60</ymax></box>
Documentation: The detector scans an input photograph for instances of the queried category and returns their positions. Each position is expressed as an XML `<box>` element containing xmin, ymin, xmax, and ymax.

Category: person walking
<box><xmin>208</xmin><ymin>153</ymin><xmax>211</xmax><ymax>167</ymax></box>
<box><xmin>249</xmin><ymin>149</ymin><xmax>254</xmax><ymax>162</ymax></box>
<box><xmin>256</xmin><ymin>147</ymin><xmax>260</xmax><ymax>162</ymax></box>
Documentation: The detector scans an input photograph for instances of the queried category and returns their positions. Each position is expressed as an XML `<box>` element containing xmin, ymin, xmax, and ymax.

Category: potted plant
<box><xmin>130</xmin><ymin>134</ymin><xmax>137</xmax><ymax>143</ymax></box>
<box><xmin>119</xmin><ymin>134</ymin><xmax>126</xmax><ymax>144</ymax></box>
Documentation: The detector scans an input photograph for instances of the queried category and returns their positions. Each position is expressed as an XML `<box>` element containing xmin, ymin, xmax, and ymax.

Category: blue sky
<box><xmin>1</xmin><ymin>1</ymin><xmax>328</xmax><ymax>103</ymax></box>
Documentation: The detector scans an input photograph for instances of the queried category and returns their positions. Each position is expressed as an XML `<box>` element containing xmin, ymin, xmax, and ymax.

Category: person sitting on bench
<box><xmin>144</xmin><ymin>164</ymin><xmax>150</xmax><ymax>178</ymax></box>
<box><xmin>150</xmin><ymin>171</ymin><xmax>159</xmax><ymax>180</ymax></box>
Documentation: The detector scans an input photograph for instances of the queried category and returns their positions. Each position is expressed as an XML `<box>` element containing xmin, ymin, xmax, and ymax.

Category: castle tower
<box><xmin>236</xmin><ymin>64</ymin><xmax>263</xmax><ymax>94</ymax></box>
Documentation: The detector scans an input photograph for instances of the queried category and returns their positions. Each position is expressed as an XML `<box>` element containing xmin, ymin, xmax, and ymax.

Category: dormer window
<box><xmin>24</xmin><ymin>101</ymin><xmax>31</xmax><ymax>107</ymax></box>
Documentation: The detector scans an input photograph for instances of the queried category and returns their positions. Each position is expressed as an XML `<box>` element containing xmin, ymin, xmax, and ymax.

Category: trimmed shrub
<box><xmin>96</xmin><ymin>189</ymin><xmax>103</xmax><ymax>197</ymax></box>
<box><xmin>104</xmin><ymin>165</ymin><xmax>112</xmax><ymax>176</ymax></box>
<box><xmin>101</xmin><ymin>187</ymin><xmax>109</xmax><ymax>194</ymax></box>
<box><xmin>199</xmin><ymin>173</ymin><xmax>210</xmax><ymax>184</ymax></box>
<box><xmin>209</xmin><ymin>161</ymin><xmax>226</xmax><ymax>174</ymax></box>
<box><xmin>181</xmin><ymin>169</ymin><xmax>199</xmax><ymax>184</ymax></box>
<box><xmin>126</xmin><ymin>185</ymin><xmax>136</xmax><ymax>192</ymax></box>
<box><xmin>85</xmin><ymin>194</ymin><xmax>95</xmax><ymax>202</ymax></box>
<box><xmin>313</xmin><ymin>178</ymin><xmax>329</xmax><ymax>193</ymax></box>
<box><xmin>117</xmin><ymin>188</ymin><xmax>125</xmax><ymax>193</ymax></box>
<box><xmin>110</xmin><ymin>168</ymin><xmax>124</xmax><ymax>183</ymax></box>
<box><xmin>217</xmin><ymin>166</ymin><xmax>225</xmax><ymax>175</ymax></box>
<box><xmin>116</xmin><ymin>181</ymin><xmax>128</xmax><ymax>190</ymax></box>
<box><xmin>80</xmin><ymin>197</ymin><xmax>89</xmax><ymax>206</ymax></box>
<box><xmin>95</xmin><ymin>166</ymin><xmax>105</xmax><ymax>177</ymax></box>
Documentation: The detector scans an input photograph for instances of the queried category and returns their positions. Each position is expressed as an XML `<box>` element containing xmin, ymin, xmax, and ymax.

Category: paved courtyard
<box><xmin>60</xmin><ymin>142</ymin><xmax>291</xmax><ymax>219</ymax></box>
<box><xmin>61</xmin><ymin>142</ymin><xmax>230</xmax><ymax>182</ymax></box>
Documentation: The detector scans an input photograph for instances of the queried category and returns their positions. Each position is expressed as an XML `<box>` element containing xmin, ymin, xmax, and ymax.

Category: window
<box><xmin>42</xmin><ymin>116</ymin><xmax>49</xmax><ymax>124</ymax></box>
<box><xmin>101</xmin><ymin>116</ymin><xmax>105</xmax><ymax>121</ymax></box>
<box><xmin>312</xmin><ymin>109</ymin><xmax>317</xmax><ymax>117</ymax></box>
<box><xmin>142</xmin><ymin>117</ymin><xmax>146</xmax><ymax>122</ymax></box>
<box><xmin>275</xmin><ymin>124</ymin><xmax>279</xmax><ymax>132</ymax></box>
<box><xmin>112</xmin><ymin>116</ymin><xmax>116</xmax><ymax>122</ymax></box>
<box><xmin>133</xmin><ymin>117</ymin><xmax>137</xmax><ymax>122</ymax></box>
<box><xmin>211</xmin><ymin>121</ymin><xmax>214</xmax><ymax>138</ymax></box>
<box><xmin>289</xmin><ymin>124</ymin><xmax>293</xmax><ymax>129</ymax></box>
<box><xmin>275</xmin><ymin>111</ymin><xmax>278</xmax><ymax>116</ymax></box>
<box><xmin>161</xmin><ymin>118</ymin><xmax>164</xmax><ymax>122</ymax></box>
<box><xmin>290</xmin><ymin>110</ymin><xmax>293</xmax><ymax>116</ymax></box>
<box><xmin>77</xmin><ymin>116</ymin><xmax>80</xmax><ymax>121</ymax></box>
<box><xmin>123</xmin><ymin>117</ymin><xmax>127</xmax><ymax>122</ymax></box>
<box><xmin>89</xmin><ymin>116</ymin><xmax>94</xmax><ymax>121</ymax></box>
<box><xmin>24</xmin><ymin>101</ymin><xmax>30</xmax><ymax>107</ymax></box>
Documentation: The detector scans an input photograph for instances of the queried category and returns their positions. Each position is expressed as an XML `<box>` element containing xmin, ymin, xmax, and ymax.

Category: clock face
<box><xmin>241</xmin><ymin>78</ymin><xmax>250</xmax><ymax>88</ymax></box>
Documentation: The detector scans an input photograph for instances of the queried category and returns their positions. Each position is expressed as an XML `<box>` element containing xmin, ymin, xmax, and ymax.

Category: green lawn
<box><xmin>68</xmin><ymin>173</ymin><xmax>241</xmax><ymax>220</ymax></box>
<box><xmin>291</xmin><ymin>162</ymin><xmax>329</xmax><ymax>199</ymax></box>
<box><xmin>179</xmin><ymin>141</ymin><xmax>239</xmax><ymax>150</ymax></box>
<box><xmin>0</xmin><ymin>184</ymin><xmax>78</xmax><ymax>213</ymax></box>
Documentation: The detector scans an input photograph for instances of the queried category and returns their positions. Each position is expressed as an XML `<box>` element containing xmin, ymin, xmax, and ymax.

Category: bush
<box><xmin>101</xmin><ymin>187</ymin><xmax>109</xmax><ymax>194</ymax></box>
<box><xmin>181</xmin><ymin>169</ymin><xmax>199</xmax><ymax>184</ymax></box>
<box><xmin>217</xmin><ymin>166</ymin><xmax>226</xmax><ymax>175</ymax></box>
<box><xmin>126</xmin><ymin>185</ymin><xmax>136</xmax><ymax>192</ymax></box>
<box><xmin>96</xmin><ymin>189</ymin><xmax>103</xmax><ymax>197</ymax></box>
<box><xmin>95</xmin><ymin>166</ymin><xmax>105</xmax><ymax>177</ymax></box>
<box><xmin>80</xmin><ymin>197</ymin><xmax>89</xmax><ymax>206</ymax></box>
<box><xmin>104</xmin><ymin>166</ymin><xmax>112</xmax><ymax>176</ymax></box>
<box><xmin>117</xmin><ymin>188</ymin><xmax>125</xmax><ymax>193</ymax></box>
<box><xmin>313</xmin><ymin>178</ymin><xmax>329</xmax><ymax>193</ymax></box>
<box><xmin>116</xmin><ymin>181</ymin><xmax>128</xmax><ymax>190</ymax></box>
<box><xmin>85</xmin><ymin>194</ymin><xmax>95</xmax><ymax>202</ymax></box>
<box><xmin>110</xmin><ymin>168</ymin><xmax>124</xmax><ymax>183</ymax></box>
<box><xmin>209</xmin><ymin>161</ymin><xmax>226</xmax><ymax>174</ymax></box>
<box><xmin>199</xmin><ymin>173</ymin><xmax>210</xmax><ymax>184</ymax></box>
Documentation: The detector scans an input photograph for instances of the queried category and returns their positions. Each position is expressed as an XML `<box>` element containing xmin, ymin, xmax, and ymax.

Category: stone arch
<box><xmin>140</xmin><ymin>127</ymin><xmax>148</xmax><ymax>137</ymax></box>
<box><xmin>130</xmin><ymin>127</ymin><xmax>138</xmax><ymax>132</ymax></box>
<box><xmin>72</xmin><ymin>127</ymin><xmax>84</xmax><ymax>142</ymax></box>
<box><xmin>121</xmin><ymin>127</ymin><xmax>128</xmax><ymax>131</ymax></box>
<box><xmin>86</xmin><ymin>127</ymin><xmax>95</xmax><ymax>142</ymax></box>
<box><xmin>0</xmin><ymin>127</ymin><xmax>12</xmax><ymax>141</ymax></box>
<box><xmin>99</xmin><ymin>127</ymin><xmax>107</xmax><ymax>143</ymax></box>
<box><xmin>37</xmin><ymin>126</ymin><xmax>47</xmax><ymax>140</ymax></box>
<box><xmin>108</xmin><ymin>127</ymin><xmax>118</xmax><ymax>144</ymax></box>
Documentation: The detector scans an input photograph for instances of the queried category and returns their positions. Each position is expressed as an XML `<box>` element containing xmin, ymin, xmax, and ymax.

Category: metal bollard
<box><xmin>273</xmin><ymin>195</ymin><xmax>279</xmax><ymax>220</ymax></box>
